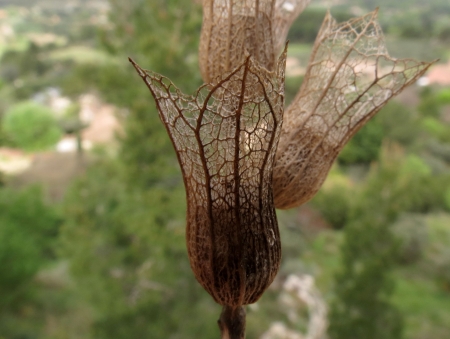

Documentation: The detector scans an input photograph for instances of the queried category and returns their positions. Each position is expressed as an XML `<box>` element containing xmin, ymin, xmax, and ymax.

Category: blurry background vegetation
<box><xmin>0</xmin><ymin>0</ymin><xmax>450</xmax><ymax>338</ymax></box>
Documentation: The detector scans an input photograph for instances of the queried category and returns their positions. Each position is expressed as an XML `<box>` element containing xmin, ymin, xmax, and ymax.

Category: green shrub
<box><xmin>421</xmin><ymin>117</ymin><xmax>450</xmax><ymax>142</ymax></box>
<box><xmin>0</xmin><ymin>186</ymin><xmax>61</xmax><ymax>308</ymax></box>
<box><xmin>418</xmin><ymin>87</ymin><xmax>441</xmax><ymax>118</ymax></box>
<box><xmin>392</xmin><ymin>214</ymin><xmax>427</xmax><ymax>265</ymax></box>
<box><xmin>445</xmin><ymin>187</ymin><xmax>450</xmax><ymax>211</ymax></box>
<box><xmin>328</xmin><ymin>162</ymin><xmax>405</xmax><ymax>339</ymax></box>
<box><xmin>377</xmin><ymin>102</ymin><xmax>420</xmax><ymax>147</ymax></box>
<box><xmin>338</xmin><ymin>118</ymin><xmax>384</xmax><ymax>165</ymax></box>
<box><xmin>288</xmin><ymin>7</ymin><xmax>353</xmax><ymax>43</ymax></box>
<box><xmin>59</xmin><ymin>159</ymin><xmax>219</xmax><ymax>339</ymax></box>
<box><xmin>436</xmin><ymin>89</ymin><xmax>450</xmax><ymax>105</ymax></box>
<box><xmin>311</xmin><ymin>183</ymin><xmax>353</xmax><ymax>230</ymax></box>
<box><xmin>423</xmin><ymin>215</ymin><xmax>450</xmax><ymax>292</ymax></box>
<box><xmin>395</xmin><ymin>155</ymin><xmax>450</xmax><ymax>213</ymax></box>
<box><xmin>2</xmin><ymin>101</ymin><xmax>62</xmax><ymax>152</ymax></box>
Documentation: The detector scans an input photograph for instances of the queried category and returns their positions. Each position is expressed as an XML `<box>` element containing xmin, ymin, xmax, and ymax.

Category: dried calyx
<box><xmin>199</xmin><ymin>0</ymin><xmax>310</xmax><ymax>83</ymax></box>
<box><xmin>272</xmin><ymin>10</ymin><xmax>434</xmax><ymax>209</ymax></box>
<box><xmin>130</xmin><ymin>46</ymin><xmax>287</xmax><ymax>309</ymax></box>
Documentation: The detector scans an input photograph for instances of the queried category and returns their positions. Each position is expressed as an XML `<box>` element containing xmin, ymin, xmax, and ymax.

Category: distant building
<box><xmin>424</xmin><ymin>61</ymin><xmax>450</xmax><ymax>86</ymax></box>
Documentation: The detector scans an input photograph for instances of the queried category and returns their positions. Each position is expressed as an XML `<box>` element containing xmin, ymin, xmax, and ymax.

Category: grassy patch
<box><xmin>49</xmin><ymin>46</ymin><xmax>117</xmax><ymax>65</ymax></box>
<box><xmin>0</xmin><ymin>35</ymin><xmax>29</xmax><ymax>58</ymax></box>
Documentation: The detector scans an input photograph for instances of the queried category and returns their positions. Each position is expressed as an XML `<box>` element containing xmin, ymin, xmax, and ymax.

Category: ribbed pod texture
<box><xmin>130</xmin><ymin>48</ymin><xmax>287</xmax><ymax>306</ymax></box>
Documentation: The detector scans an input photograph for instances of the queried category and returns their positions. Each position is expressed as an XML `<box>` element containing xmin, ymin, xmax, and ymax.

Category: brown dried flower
<box><xmin>199</xmin><ymin>0</ymin><xmax>309</xmax><ymax>83</ymax></box>
<box><xmin>129</xmin><ymin>47</ymin><xmax>287</xmax><ymax>307</ymax></box>
<box><xmin>131</xmin><ymin>4</ymin><xmax>435</xmax><ymax>337</ymax></box>
<box><xmin>273</xmin><ymin>10</ymin><xmax>434</xmax><ymax>209</ymax></box>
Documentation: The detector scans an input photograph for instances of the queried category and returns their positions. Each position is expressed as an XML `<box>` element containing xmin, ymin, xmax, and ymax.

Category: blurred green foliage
<box><xmin>318</xmin><ymin>143</ymin><xmax>450</xmax><ymax>339</ymax></box>
<box><xmin>0</xmin><ymin>186</ymin><xmax>60</xmax><ymax>309</ymax></box>
<box><xmin>338</xmin><ymin>101</ymin><xmax>423</xmax><ymax>166</ymax></box>
<box><xmin>423</xmin><ymin>215</ymin><xmax>450</xmax><ymax>290</ymax></box>
<box><xmin>289</xmin><ymin>1</ymin><xmax>450</xmax><ymax>45</ymax></box>
<box><xmin>436</xmin><ymin>88</ymin><xmax>450</xmax><ymax>104</ymax></box>
<box><xmin>311</xmin><ymin>181</ymin><xmax>353</xmax><ymax>230</ymax></box>
<box><xmin>346</xmin><ymin>0</ymin><xmax>450</xmax><ymax>42</ymax></box>
<box><xmin>288</xmin><ymin>7</ymin><xmax>354</xmax><ymax>43</ymax></box>
<box><xmin>284</xmin><ymin>76</ymin><xmax>304</xmax><ymax>105</ymax></box>
<box><xmin>419</xmin><ymin>87</ymin><xmax>441</xmax><ymax>118</ymax></box>
<box><xmin>339</xmin><ymin>118</ymin><xmax>384</xmax><ymax>165</ymax></box>
<box><xmin>0</xmin><ymin>43</ymin><xmax>74</xmax><ymax>101</ymax></box>
<box><xmin>2</xmin><ymin>101</ymin><xmax>62</xmax><ymax>151</ymax></box>
<box><xmin>338</xmin><ymin>87</ymin><xmax>450</xmax><ymax>167</ymax></box>
<box><xmin>392</xmin><ymin>214</ymin><xmax>427</xmax><ymax>265</ymax></box>
<box><xmin>59</xmin><ymin>158</ymin><xmax>219</xmax><ymax>338</ymax></box>
<box><xmin>376</xmin><ymin>102</ymin><xmax>422</xmax><ymax>147</ymax></box>
<box><xmin>329</xmin><ymin>149</ymin><xmax>410</xmax><ymax>339</ymax></box>
<box><xmin>320</xmin><ymin>149</ymin><xmax>450</xmax><ymax>228</ymax></box>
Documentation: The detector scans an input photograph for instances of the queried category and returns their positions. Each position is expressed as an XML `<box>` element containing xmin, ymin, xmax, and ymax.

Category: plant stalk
<box><xmin>218</xmin><ymin>305</ymin><xmax>246</xmax><ymax>339</ymax></box>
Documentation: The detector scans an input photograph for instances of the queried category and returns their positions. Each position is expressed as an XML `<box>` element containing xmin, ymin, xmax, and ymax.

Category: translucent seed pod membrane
<box><xmin>199</xmin><ymin>0</ymin><xmax>309</xmax><ymax>83</ymax></box>
<box><xmin>272</xmin><ymin>0</ymin><xmax>311</xmax><ymax>54</ymax></box>
<box><xmin>272</xmin><ymin>10</ymin><xmax>434</xmax><ymax>209</ymax></box>
<box><xmin>129</xmin><ymin>47</ymin><xmax>287</xmax><ymax>307</ymax></box>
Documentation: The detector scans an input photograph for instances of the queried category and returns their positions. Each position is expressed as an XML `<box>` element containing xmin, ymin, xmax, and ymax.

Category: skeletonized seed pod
<box><xmin>199</xmin><ymin>0</ymin><xmax>309</xmax><ymax>83</ymax></box>
<box><xmin>273</xmin><ymin>10</ymin><xmax>434</xmax><ymax>209</ymax></box>
<box><xmin>130</xmin><ymin>47</ymin><xmax>287</xmax><ymax>307</ymax></box>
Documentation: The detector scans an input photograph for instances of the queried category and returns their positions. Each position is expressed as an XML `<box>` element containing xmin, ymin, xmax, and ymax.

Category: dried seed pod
<box><xmin>130</xmin><ymin>47</ymin><xmax>287</xmax><ymax>307</ymax></box>
<box><xmin>199</xmin><ymin>0</ymin><xmax>309</xmax><ymax>83</ymax></box>
<box><xmin>272</xmin><ymin>0</ymin><xmax>311</xmax><ymax>54</ymax></box>
<box><xmin>273</xmin><ymin>10</ymin><xmax>435</xmax><ymax>209</ymax></box>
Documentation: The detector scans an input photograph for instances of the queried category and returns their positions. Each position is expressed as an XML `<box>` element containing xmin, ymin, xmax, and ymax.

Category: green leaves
<box><xmin>0</xmin><ymin>186</ymin><xmax>61</xmax><ymax>308</ymax></box>
<box><xmin>59</xmin><ymin>157</ymin><xmax>219</xmax><ymax>338</ymax></box>
<box><xmin>2</xmin><ymin>101</ymin><xmax>62</xmax><ymax>152</ymax></box>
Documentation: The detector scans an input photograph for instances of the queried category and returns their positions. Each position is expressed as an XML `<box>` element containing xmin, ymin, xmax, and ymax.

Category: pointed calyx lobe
<box><xmin>199</xmin><ymin>0</ymin><xmax>309</xmax><ymax>83</ymax></box>
<box><xmin>130</xmin><ymin>48</ymin><xmax>287</xmax><ymax>306</ymax></box>
<box><xmin>273</xmin><ymin>10</ymin><xmax>434</xmax><ymax>209</ymax></box>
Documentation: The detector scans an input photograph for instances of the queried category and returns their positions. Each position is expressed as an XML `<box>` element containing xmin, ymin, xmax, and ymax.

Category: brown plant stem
<box><xmin>218</xmin><ymin>306</ymin><xmax>246</xmax><ymax>339</ymax></box>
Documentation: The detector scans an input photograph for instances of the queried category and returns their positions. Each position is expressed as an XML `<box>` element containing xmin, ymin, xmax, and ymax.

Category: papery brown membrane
<box><xmin>199</xmin><ymin>0</ymin><xmax>309</xmax><ymax>83</ymax></box>
<box><xmin>273</xmin><ymin>0</ymin><xmax>311</xmax><ymax>53</ymax></box>
<box><xmin>129</xmin><ymin>46</ymin><xmax>287</xmax><ymax>307</ymax></box>
<box><xmin>273</xmin><ymin>10</ymin><xmax>435</xmax><ymax>209</ymax></box>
